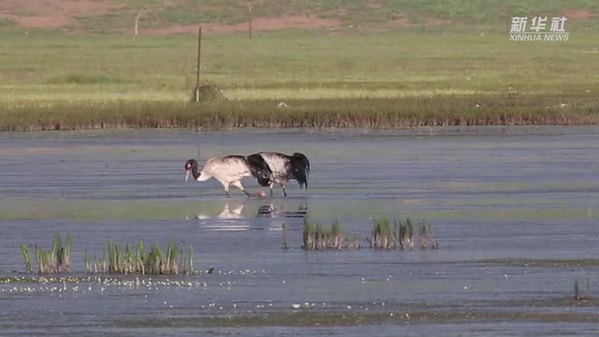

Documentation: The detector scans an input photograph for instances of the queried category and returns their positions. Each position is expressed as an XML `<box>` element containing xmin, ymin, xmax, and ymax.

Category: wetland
<box><xmin>1</xmin><ymin>126</ymin><xmax>598</xmax><ymax>336</ymax></box>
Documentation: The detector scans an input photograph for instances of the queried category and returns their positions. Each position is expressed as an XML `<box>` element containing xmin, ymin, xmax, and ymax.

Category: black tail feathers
<box><xmin>290</xmin><ymin>152</ymin><xmax>310</xmax><ymax>189</ymax></box>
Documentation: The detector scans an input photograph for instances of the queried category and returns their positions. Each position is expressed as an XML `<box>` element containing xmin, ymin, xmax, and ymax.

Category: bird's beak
<box><xmin>185</xmin><ymin>169</ymin><xmax>190</xmax><ymax>182</ymax></box>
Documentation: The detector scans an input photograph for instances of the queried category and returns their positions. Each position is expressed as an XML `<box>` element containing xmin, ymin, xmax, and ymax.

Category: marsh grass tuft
<box><xmin>300</xmin><ymin>217</ymin><xmax>439</xmax><ymax>251</ymax></box>
<box><xmin>302</xmin><ymin>218</ymin><xmax>360</xmax><ymax>250</ymax></box>
<box><xmin>399</xmin><ymin>218</ymin><xmax>414</xmax><ymax>250</ymax></box>
<box><xmin>85</xmin><ymin>240</ymin><xmax>195</xmax><ymax>275</ymax></box>
<box><xmin>22</xmin><ymin>232</ymin><xmax>73</xmax><ymax>274</ymax></box>
<box><xmin>369</xmin><ymin>218</ymin><xmax>438</xmax><ymax>250</ymax></box>
<box><xmin>20</xmin><ymin>244</ymin><xmax>32</xmax><ymax>274</ymax></box>
<box><xmin>370</xmin><ymin>218</ymin><xmax>397</xmax><ymax>249</ymax></box>
<box><xmin>417</xmin><ymin>220</ymin><xmax>438</xmax><ymax>249</ymax></box>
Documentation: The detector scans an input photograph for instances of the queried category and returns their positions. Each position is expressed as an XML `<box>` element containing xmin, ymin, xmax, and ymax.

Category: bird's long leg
<box><xmin>281</xmin><ymin>184</ymin><xmax>287</xmax><ymax>197</ymax></box>
<box><xmin>223</xmin><ymin>183</ymin><xmax>230</xmax><ymax>198</ymax></box>
<box><xmin>269</xmin><ymin>182</ymin><xmax>274</xmax><ymax>197</ymax></box>
<box><xmin>231</xmin><ymin>181</ymin><xmax>251</xmax><ymax>197</ymax></box>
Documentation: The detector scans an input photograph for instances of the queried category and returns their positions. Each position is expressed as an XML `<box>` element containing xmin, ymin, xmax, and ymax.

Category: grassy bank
<box><xmin>1</xmin><ymin>1</ymin><xmax>599</xmax><ymax>131</ymax></box>
<box><xmin>2</xmin><ymin>94</ymin><xmax>598</xmax><ymax>131</ymax></box>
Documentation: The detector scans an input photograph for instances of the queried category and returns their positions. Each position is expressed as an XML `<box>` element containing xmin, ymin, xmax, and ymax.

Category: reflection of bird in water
<box><xmin>194</xmin><ymin>202</ymin><xmax>250</xmax><ymax>231</ymax></box>
<box><xmin>184</xmin><ymin>155</ymin><xmax>272</xmax><ymax>197</ymax></box>
<box><xmin>217</xmin><ymin>203</ymin><xmax>244</xmax><ymax>218</ymax></box>
<box><xmin>256</xmin><ymin>200</ymin><xmax>308</xmax><ymax>218</ymax></box>
<box><xmin>247</xmin><ymin>152</ymin><xmax>310</xmax><ymax>197</ymax></box>
<box><xmin>190</xmin><ymin>200</ymin><xmax>307</xmax><ymax>232</ymax></box>
<box><xmin>194</xmin><ymin>203</ymin><xmax>245</xmax><ymax>220</ymax></box>
<box><xmin>257</xmin><ymin>204</ymin><xmax>275</xmax><ymax>217</ymax></box>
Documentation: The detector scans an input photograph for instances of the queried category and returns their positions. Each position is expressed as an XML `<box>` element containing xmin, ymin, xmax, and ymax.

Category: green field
<box><xmin>1</xmin><ymin>0</ymin><xmax>599</xmax><ymax>130</ymax></box>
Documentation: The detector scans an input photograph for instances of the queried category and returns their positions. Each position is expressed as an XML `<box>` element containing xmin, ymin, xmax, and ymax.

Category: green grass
<box><xmin>0</xmin><ymin>17</ymin><xmax>15</xmax><ymax>27</ymax></box>
<box><xmin>19</xmin><ymin>244</ymin><xmax>32</xmax><ymax>273</ymax></box>
<box><xmin>370</xmin><ymin>218</ymin><xmax>437</xmax><ymax>250</ymax></box>
<box><xmin>85</xmin><ymin>240</ymin><xmax>195</xmax><ymax>275</ymax></box>
<box><xmin>3</xmin><ymin>28</ymin><xmax>598</xmax><ymax>102</ymax></box>
<box><xmin>2</xmin><ymin>94</ymin><xmax>598</xmax><ymax>131</ymax></box>
<box><xmin>1</xmin><ymin>1</ymin><xmax>599</xmax><ymax>130</ymax></box>
<box><xmin>20</xmin><ymin>233</ymin><xmax>72</xmax><ymax>274</ymax></box>
<box><xmin>302</xmin><ymin>218</ymin><xmax>360</xmax><ymax>250</ymax></box>
<box><xmin>20</xmin><ymin>232</ymin><xmax>194</xmax><ymax>275</ymax></box>
<box><xmin>370</xmin><ymin>218</ymin><xmax>398</xmax><ymax>249</ymax></box>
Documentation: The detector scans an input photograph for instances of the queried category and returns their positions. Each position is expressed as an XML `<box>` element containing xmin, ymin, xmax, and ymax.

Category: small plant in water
<box><xmin>85</xmin><ymin>240</ymin><xmax>195</xmax><ymax>275</ymax></box>
<box><xmin>302</xmin><ymin>218</ymin><xmax>359</xmax><ymax>250</ymax></box>
<box><xmin>417</xmin><ymin>220</ymin><xmax>438</xmax><ymax>249</ymax></box>
<box><xmin>369</xmin><ymin>218</ymin><xmax>438</xmax><ymax>250</ymax></box>
<box><xmin>370</xmin><ymin>218</ymin><xmax>397</xmax><ymax>249</ymax></box>
<box><xmin>20</xmin><ymin>244</ymin><xmax>32</xmax><ymax>273</ymax></box>
<box><xmin>21</xmin><ymin>232</ymin><xmax>72</xmax><ymax>274</ymax></box>
<box><xmin>399</xmin><ymin>218</ymin><xmax>414</xmax><ymax>250</ymax></box>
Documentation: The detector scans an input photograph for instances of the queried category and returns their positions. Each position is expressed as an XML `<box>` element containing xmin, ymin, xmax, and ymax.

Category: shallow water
<box><xmin>1</xmin><ymin>127</ymin><xmax>599</xmax><ymax>336</ymax></box>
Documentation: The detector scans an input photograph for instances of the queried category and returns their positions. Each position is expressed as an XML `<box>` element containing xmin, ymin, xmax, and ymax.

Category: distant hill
<box><xmin>0</xmin><ymin>0</ymin><xmax>597</xmax><ymax>35</ymax></box>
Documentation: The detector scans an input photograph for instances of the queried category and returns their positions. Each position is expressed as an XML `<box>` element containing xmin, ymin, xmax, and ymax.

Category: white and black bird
<box><xmin>184</xmin><ymin>155</ymin><xmax>272</xmax><ymax>197</ymax></box>
<box><xmin>247</xmin><ymin>152</ymin><xmax>310</xmax><ymax>197</ymax></box>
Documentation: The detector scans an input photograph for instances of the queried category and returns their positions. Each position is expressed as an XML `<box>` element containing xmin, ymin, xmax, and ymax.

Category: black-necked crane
<box><xmin>248</xmin><ymin>152</ymin><xmax>310</xmax><ymax>197</ymax></box>
<box><xmin>184</xmin><ymin>155</ymin><xmax>272</xmax><ymax>197</ymax></box>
